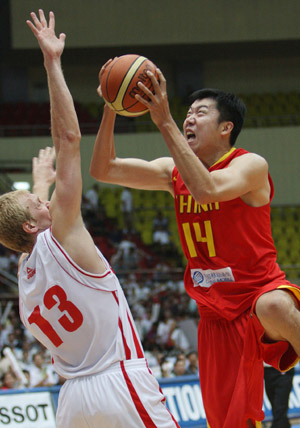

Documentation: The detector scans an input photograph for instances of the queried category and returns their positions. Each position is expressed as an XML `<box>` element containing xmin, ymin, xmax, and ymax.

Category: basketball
<box><xmin>100</xmin><ymin>54</ymin><xmax>158</xmax><ymax>117</ymax></box>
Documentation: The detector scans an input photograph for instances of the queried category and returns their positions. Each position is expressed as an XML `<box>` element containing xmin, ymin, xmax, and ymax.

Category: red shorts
<box><xmin>197</xmin><ymin>283</ymin><xmax>300</xmax><ymax>428</ymax></box>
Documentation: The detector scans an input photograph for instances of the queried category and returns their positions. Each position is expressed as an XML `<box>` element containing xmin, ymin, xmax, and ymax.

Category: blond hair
<box><xmin>0</xmin><ymin>190</ymin><xmax>35</xmax><ymax>253</ymax></box>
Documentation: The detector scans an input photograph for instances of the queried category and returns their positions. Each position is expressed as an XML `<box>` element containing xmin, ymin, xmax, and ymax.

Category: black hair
<box><xmin>189</xmin><ymin>88</ymin><xmax>247</xmax><ymax>146</ymax></box>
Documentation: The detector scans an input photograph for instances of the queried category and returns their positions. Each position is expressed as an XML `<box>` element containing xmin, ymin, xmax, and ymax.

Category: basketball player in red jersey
<box><xmin>0</xmin><ymin>11</ymin><xmax>180</xmax><ymax>428</ymax></box>
<box><xmin>91</xmin><ymin>65</ymin><xmax>300</xmax><ymax>428</ymax></box>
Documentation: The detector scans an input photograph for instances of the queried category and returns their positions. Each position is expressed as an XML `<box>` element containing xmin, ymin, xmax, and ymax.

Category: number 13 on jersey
<box><xmin>28</xmin><ymin>285</ymin><xmax>83</xmax><ymax>347</ymax></box>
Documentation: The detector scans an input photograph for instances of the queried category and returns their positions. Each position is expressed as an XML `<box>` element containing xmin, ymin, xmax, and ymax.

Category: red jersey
<box><xmin>172</xmin><ymin>147</ymin><xmax>289</xmax><ymax>320</ymax></box>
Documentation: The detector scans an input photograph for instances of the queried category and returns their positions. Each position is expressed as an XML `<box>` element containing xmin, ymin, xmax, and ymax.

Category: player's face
<box><xmin>21</xmin><ymin>192</ymin><xmax>52</xmax><ymax>231</ymax></box>
<box><xmin>183</xmin><ymin>98</ymin><xmax>223</xmax><ymax>156</ymax></box>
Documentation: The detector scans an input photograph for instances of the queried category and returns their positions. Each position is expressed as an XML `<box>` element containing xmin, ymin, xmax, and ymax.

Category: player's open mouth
<box><xmin>186</xmin><ymin>132</ymin><xmax>196</xmax><ymax>141</ymax></box>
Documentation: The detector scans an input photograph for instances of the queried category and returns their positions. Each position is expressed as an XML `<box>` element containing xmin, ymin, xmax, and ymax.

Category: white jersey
<box><xmin>19</xmin><ymin>228</ymin><xmax>144</xmax><ymax>379</ymax></box>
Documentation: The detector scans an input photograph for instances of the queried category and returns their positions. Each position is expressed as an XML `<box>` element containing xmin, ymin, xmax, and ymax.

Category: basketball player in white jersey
<box><xmin>0</xmin><ymin>10</ymin><xmax>180</xmax><ymax>428</ymax></box>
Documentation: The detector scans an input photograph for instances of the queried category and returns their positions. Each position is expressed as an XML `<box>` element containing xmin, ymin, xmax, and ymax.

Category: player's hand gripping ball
<box><xmin>100</xmin><ymin>54</ymin><xmax>158</xmax><ymax>117</ymax></box>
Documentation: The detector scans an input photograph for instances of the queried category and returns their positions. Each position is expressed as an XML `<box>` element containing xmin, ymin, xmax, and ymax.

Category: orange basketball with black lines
<box><xmin>100</xmin><ymin>54</ymin><xmax>158</xmax><ymax>117</ymax></box>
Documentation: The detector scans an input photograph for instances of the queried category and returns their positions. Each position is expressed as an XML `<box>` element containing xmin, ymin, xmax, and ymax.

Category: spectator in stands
<box><xmin>152</xmin><ymin>257</ymin><xmax>171</xmax><ymax>282</ymax></box>
<box><xmin>111</xmin><ymin>233</ymin><xmax>147</xmax><ymax>273</ymax></box>
<box><xmin>143</xmin><ymin>320</ymin><xmax>160</xmax><ymax>352</ymax></box>
<box><xmin>117</xmin><ymin>233</ymin><xmax>137</xmax><ymax>259</ymax></box>
<box><xmin>0</xmin><ymin>349</ymin><xmax>11</xmax><ymax>378</ymax></box>
<box><xmin>17</xmin><ymin>340</ymin><xmax>36</xmax><ymax>371</ymax></box>
<box><xmin>133</xmin><ymin>279</ymin><xmax>151</xmax><ymax>303</ymax></box>
<box><xmin>120</xmin><ymin>187</ymin><xmax>134</xmax><ymax>233</ymax></box>
<box><xmin>84</xmin><ymin>183</ymin><xmax>100</xmax><ymax>211</ymax></box>
<box><xmin>28</xmin><ymin>352</ymin><xmax>58</xmax><ymax>388</ymax></box>
<box><xmin>157</xmin><ymin>309</ymin><xmax>177</xmax><ymax>351</ymax></box>
<box><xmin>175</xmin><ymin>351</ymin><xmax>187</xmax><ymax>367</ymax></box>
<box><xmin>1</xmin><ymin>312</ymin><xmax>13</xmax><ymax>343</ymax></box>
<box><xmin>0</xmin><ymin>345</ymin><xmax>22</xmax><ymax>379</ymax></box>
<box><xmin>88</xmin><ymin>209</ymin><xmax>116</xmax><ymax>244</ymax></box>
<box><xmin>153</xmin><ymin>210</ymin><xmax>169</xmax><ymax>232</ymax></box>
<box><xmin>23</xmin><ymin>369</ymin><xmax>30</xmax><ymax>387</ymax></box>
<box><xmin>135</xmin><ymin>304</ymin><xmax>160</xmax><ymax>342</ymax></box>
<box><xmin>186</xmin><ymin>351</ymin><xmax>199</xmax><ymax>375</ymax></box>
<box><xmin>169</xmin><ymin>322</ymin><xmax>190</xmax><ymax>353</ymax></box>
<box><xmin>160</xmin><ymin>356</ymin><xmax>173</xmax><ymax>378</ymax></box>
<box><xmin>110</xmin><ymin>247</ymin><xmax>130</xmax><ymax>272</ymax></box>
<box><xmin>82</xmin><ymin>183</ymin><xmax>101</xmax><ymax>229</ymax></box>
<box><xmin>121</xmin><ymin>272</ymin><xmax>140</xmax><ymax>303</ymax></box>
<box><xmin>172</xmin><ymin>357</ymin><xmax>189</xmax><ymax>377</ymax></box>
<box><xmin>0</xmin><ymin>371</ymin><xmax>17</xmax><ymax>390</ymax></box>
<box><xmin>152</xmin><ymin>210</ymin><xmax>170</xmax><ymax>245</ymax></box>
<box><xmin>4</xmin><ymin>332</ymin><xmax>21</xmax><ymax>353</ymax></box>
<box><xmin>106</xmin><ymin>220</ymin><xmax>123</xmax><ymax>246</ymax></box>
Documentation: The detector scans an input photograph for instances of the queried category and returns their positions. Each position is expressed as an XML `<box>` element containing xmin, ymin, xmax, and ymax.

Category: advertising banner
<box><xmin>161</xmin><ymin>374</ymin><xmax>300</xmax><ymax>427</ymax></box>
<box><xmin>0</xmin><ymin>391</ymin><xmax>56</xmax><ymax>428</ymax></box>
<box><xmin>1</xmin><ymin>372</ymin><xmax>300</xmax><ymax>427</ymax></box>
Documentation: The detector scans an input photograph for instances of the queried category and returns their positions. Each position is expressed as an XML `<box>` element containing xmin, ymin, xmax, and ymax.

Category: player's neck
<box><xmin>199</xmin><ymin>146</ymin><xmax>233</xmax><ymax>169</ymax></box>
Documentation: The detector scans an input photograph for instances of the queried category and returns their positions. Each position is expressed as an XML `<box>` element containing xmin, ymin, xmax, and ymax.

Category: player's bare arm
<box><xmin>90</xmin><ymin>78</ymin><xmax>174</xmax><ymax>194</ymax></box>
<box><xmin>27</xmin><ymin>10</ymin><xmax>81</xmax><ymax>233</ymax></box>
<box><xmin>27</xmin><ymin>10</ymin><xmax>106</xmax><ymax>274</ymax></box>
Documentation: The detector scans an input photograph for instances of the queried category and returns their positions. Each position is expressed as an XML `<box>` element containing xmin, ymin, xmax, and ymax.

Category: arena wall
<box><xmin>0</xmin><ymin>125</ymin><xmax>299</xmax><ymax>205</ymax></box>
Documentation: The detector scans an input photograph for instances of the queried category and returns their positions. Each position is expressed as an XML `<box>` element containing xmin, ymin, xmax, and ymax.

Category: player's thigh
<box><xmin>255</xmin><ymin>289</ymin><xmax>299</xmax><ymax>340</ymax></box>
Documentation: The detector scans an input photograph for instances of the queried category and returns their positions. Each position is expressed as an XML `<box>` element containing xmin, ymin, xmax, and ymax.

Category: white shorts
<box><xmin>56</xmin><ymin>358</ymin><xmax>179</xmax><ymax>428</ymax></box>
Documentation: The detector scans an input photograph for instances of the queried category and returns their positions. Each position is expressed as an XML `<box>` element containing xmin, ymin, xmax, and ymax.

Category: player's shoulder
<box><xmin>231</xmin><ymin>150</ymin><xmax>268</xmax><ymax>170</ymax></box>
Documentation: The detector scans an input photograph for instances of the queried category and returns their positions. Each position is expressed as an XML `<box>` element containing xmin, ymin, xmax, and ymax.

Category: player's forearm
<box><xmin>90</xmin><ymin>105</ymin><xmax>117</xmax><ymax>181</ymax></box>
<box><xmin>44</xmin><ymin>57</ymin><xmax>82</xmax><ymax>213</ymax></box>
<box><xmin>45</xmin><ymin>59</ymin><xmax>81</xmax><ymax>152</ymax></box>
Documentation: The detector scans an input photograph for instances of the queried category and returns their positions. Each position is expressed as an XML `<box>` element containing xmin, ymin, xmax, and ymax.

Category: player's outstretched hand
<box><xmin>32</xmin><ymin>147</ymin><xmax>56</xmax><ymax>199</ymax></box>
<box><xmin>26</xmin><ymin>9</ymin><xmax>65</xmax><ymax>61</ymax></box>
<box><xmin>135</xmin><ymin>68</ymin><xmax>171</xmax><ymax>129</ymax></box>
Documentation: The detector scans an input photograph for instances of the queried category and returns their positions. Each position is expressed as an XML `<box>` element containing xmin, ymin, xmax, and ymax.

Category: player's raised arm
<box><xmin>90</xmin><ymin>66</ymin><xmax>174</xmax><ymax>193</ymax></box>
<box><xmin>26</xmin><ymin>10</ymin><xmax>82</xmax><ymax>235</ymax></box>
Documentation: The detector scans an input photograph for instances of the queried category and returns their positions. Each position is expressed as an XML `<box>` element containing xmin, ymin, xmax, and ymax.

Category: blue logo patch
<box><xmin>193</xmin><ymin>271</ymin><xmax>204</xmax><ymax>285</ymax></box>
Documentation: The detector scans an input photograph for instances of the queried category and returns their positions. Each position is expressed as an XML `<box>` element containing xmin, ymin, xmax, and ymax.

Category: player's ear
<box><xmin>220</xmin><ymin>121</ymin><xmax>234</xmax><ymax>136</ymax></box>
<box><xmin>22</xmin><ymin>221</ymin><xmax>38</xmax><ymax>235</ymax></box>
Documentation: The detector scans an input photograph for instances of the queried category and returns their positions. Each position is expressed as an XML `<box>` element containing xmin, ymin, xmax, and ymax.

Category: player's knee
<box><xmin>256</xmin><ymin>290</ymin><xmax>291</xmax><ymax>322</ymax></box>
